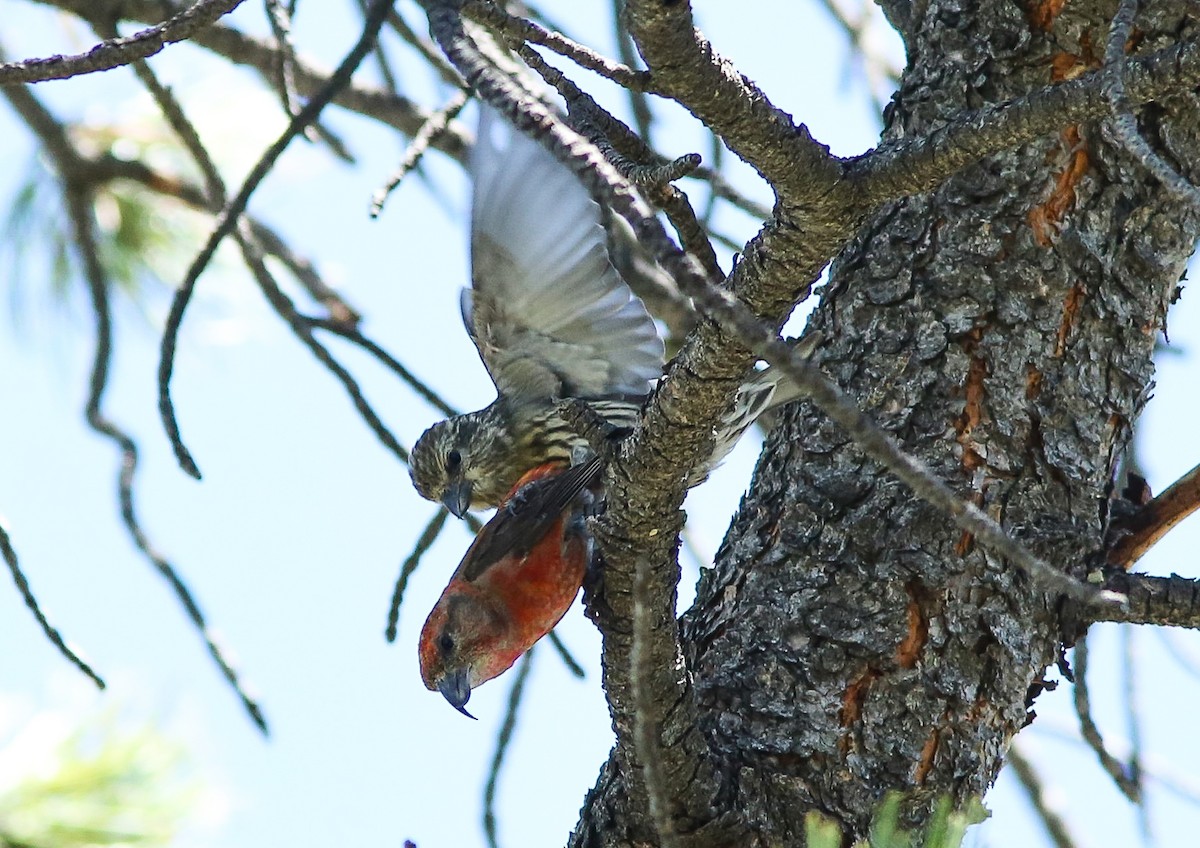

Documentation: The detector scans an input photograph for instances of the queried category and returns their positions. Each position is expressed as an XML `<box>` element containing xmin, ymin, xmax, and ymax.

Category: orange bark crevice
<box><xmin>1028</xmin><ymin>0</ymin><xmax>1068</xmax><ymax>32</ymax></box>
<box><xmin>1029</xmin><ymin>125</ymin><xmax>1090</xmax><ymax>247</ymax></box>
<box><xmin>896</xmin><ymin>585</ymin><xmax>929</xmax><ymax>669</ymax></box>
<box><xmin>953</xmin><ymin>331</ymin><xmax>988</xmax><ymax>475</ymax></box>
<box><xmin>839</xmin><ymin>668</ymin><xmax>881</xmax><ymax>729</ymax></box>
<box><xmin>1055</xmin><ymin>282</ymin><xmax>1087</xmax><ymax>356</ymax></box>
<box><xmin>915</xmin><ymin>727</ymin><xmax>940</xmax><ymax>785</ymax></box>
<box><xmin>1025</xmin><ymin>363</ymin><xmax>1043</xmax><ymax>400</ymax></box>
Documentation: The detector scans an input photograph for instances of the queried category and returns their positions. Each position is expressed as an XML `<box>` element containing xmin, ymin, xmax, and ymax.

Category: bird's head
<box><xmin>418</xmin><ymin>584</ymin><xmax>520</xmax><ymax>718</ymax></box>
<box><xmin>411</xmin><ymin>411</ymin><xmax>520</xmax><ymax>517</ymax></box>
<box><xmin>411</xmin><ymin>417</ymin><xmax>484</xmax><ymax>518</ymax></box>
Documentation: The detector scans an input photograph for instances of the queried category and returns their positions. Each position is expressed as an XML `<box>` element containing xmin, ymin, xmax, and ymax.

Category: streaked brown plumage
<box><xmin>409</xmin><ymin>106</ymin><xmax>814</xmax><ymax>517</ymax></box>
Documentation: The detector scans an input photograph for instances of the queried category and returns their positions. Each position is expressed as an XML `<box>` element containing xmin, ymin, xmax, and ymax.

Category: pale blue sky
<box><xmin>1</xmin><ymin>2</ymin><xmax>1199</xmax><ymax>846</ymax></box>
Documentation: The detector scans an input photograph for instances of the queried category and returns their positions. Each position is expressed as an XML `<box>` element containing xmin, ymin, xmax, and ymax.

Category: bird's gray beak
<box><xmin>443</xmin><ymin>480</ymin><xmax>473</xmax><ymax>519</ymax></box>
<box><xmin>438</xmin><ymin>670</ymin><xmax>476</xmax><ymax>719</ymax></box>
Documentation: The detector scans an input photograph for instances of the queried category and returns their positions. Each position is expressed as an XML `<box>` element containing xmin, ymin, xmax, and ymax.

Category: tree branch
<box><xmin>464</xmin><ymin>0</ymin><xmax>653</xmax><ymax>92</ymax></box>
<box><xmin>1108</xmin><ymin>462</ymin><xmax>1200</xmax><ymax>569</ymax></box>
<box><xmin>2</xmin><ymin>73</ymin><xmax>267</xmax><ymax>732</ymax></box>
<box><xmin>846</xmin><ymin>33</ymin><xmax>1200</xmax><ymax>207</ymax></box>
<box><xmin>1073</xmin><ymin>634</ymin><xmax>1141</xmax><ymax>802</ymax></box>
<box><xmin>28</xmin><ymin>0</ymin><xmax>471</xmax><ymax>157</ymax></box>
<box><xmin>1094</xmin><ymin>572</ymin><xmax>1200</xmax><ymax>628</ymax></box>
<box><xmin>1006</xmin><ymin>743</ymin><xmax>1081</xmax><ymax>848</ymax></box>
<box><xmin>0</xmin><ymin>0</ymin><xmax>246</xmax><ymax>83</ymax></box>
<box><xmin>0</xmin><ymin>520</ymin><xmax>106</xmax><ymax>689</ymax></box>
<box><xmin>157</xmin><ymin>0</ymin><xmax>393</xmax><ymax>479</ymax></box>
<box><xmin>1102</xmin><ymin>0</ymin><xmax>1200</xmax><ymax>210</ymax></box>
<box><xmin>622</xmin><ymin>0</ymin><xmax>843</xmax><ymax>203</ymax></box>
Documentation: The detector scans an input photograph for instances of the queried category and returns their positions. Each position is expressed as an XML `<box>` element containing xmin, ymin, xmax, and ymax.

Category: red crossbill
<box><xmin>409</xmin><ymin>105</ymin><xmax>814</xmax><ymax>517</ymax></box>
<box><xmin>418</xmin><ymin>457</ymin><xmax>602</xmax><ymax>717</ymax></box>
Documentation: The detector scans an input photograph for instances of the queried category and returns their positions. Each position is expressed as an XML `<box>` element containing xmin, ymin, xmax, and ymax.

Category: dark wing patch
<box><xmin>457</xmin><ymin>456</ymin><xmax>604</xmax><ymax>582</ymax></box>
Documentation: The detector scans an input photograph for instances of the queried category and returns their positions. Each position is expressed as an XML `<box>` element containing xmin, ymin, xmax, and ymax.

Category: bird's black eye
<box><xmin>446</xmin><ymin>449</ymin><xmax>462</xmax><ymax>473</ymax></box>
<box><xmin>438</xmin><ymin>633</ymin><xmax>455</xmax><ymax>655</ymax></box>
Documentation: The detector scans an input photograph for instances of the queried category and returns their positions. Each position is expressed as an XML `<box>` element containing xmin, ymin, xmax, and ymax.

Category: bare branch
<box><xmin>483</xmin><ymin>649</ymin><xmax>535</xmax><ymax>848</ymax></box>
<box><xmin>1073</xmin><ymin>634</ymin><xmax>1141</xmax><ymax>802</ymax></box>
<box><xmin>158</xmin><ymin>0</ymin><xmax>393</xmax><ymax>479</ymax></box>
<box><xmin>1006</xmin><ymin>743</ymin><xmax>1081</xmax><ymax>848</ymax></box>
<box><xmin>1119</xmin><ymin>625</ymin><xmax>1150</xmax><ymax>841</ymax></box>
<box><xmin>1102</xmin><ymin>0</ymin><xmax>1200</xmax><ymax>210</ymax></box>
<box><xmin>847</xmin><ymin>34</ymin><xmax>1200</xmax><ymax>207</ymax></box>
<box><xmin>1108</xmin><ymin>462</ymin><xmax>1200</xmax><ymax>569</ymax></box>
<box><xmin>464</xmin><ymin>0</ymin><xmax>653</xmax><ymax>92</ymax></box>
<box><xmin>546</xmin><ymin>631</ymin><xmax>585</xmax><ymax>678</ymax></box>
<box><xmin>0</xmin><ymin>0</ymin><xmax>246</xmax><ymax>84</ymax></box>
<box><xmin>1094</xmin><ymin>572</ymin><xmax>1200</xmax><ymax>628</ymax></box>
<box><xmin>29</xmin><ymin>0</ymin><xmax>471</xmax><ymax>157</ymax></box>
<box><xmin>385</xmin><ymin>508</ymin><xmax>450</xmax><ymax>643</ymax></box>
<box><xmin>623</xmin><ymin>0</ymin><xmax>843</xmax><ymax>203</ymax></box>
<box><xmin>371</xmin><ymin>88</ymin><xmax>470</xmax><ymax>218</ymax></box>
<box><xmin>306</xmin><ymin>318</ymin><xmax>456</xmax><ymax>417</ymax></box>
<box><xmin>610</xmin><ymin>0</ymin><xmax>654</xmax><ymax>143</ymax></box>
<box><xmin>3</xmin><ymin>74</ymin><xmax>267</xmax><ymax>732</ymax></box>
<box><xmin>0</xmin><ymin>520</ymin><xmax>106</xmax><ymax>690</ymax></box>
<box><xmin>386</xmin><ymin>6</ymin><xmax>463</xmax><ymax>86</ymax></box>
<box><xmin>515</xmin><ymin>45</ymin><xmax>721</xmax><ymax>282</ymax></box>
<box><xmin>243</xmin><ymin>230</ymin><xmax>413</xmax><ymax>465</ymax></box>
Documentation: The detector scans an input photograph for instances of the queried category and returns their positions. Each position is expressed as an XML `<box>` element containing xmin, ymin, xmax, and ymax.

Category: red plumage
<box><xmin>418</xmin><ymin>459</ymin><xmax>601</xmax><ymax>716</ymax></box>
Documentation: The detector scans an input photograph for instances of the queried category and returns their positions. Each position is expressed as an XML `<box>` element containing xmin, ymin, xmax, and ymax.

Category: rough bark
<box><xmin>570</xmin><ymin>0</ymin><xmax>1200</xmax><ymax>844</ymax></box>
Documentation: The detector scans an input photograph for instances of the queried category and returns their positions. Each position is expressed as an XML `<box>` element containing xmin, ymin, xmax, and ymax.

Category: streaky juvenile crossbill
<box><xmin>418</xmin><ymin>457</ymin><xmax>603</xmax><ymax>717</ymax></box>
<box><xmin>408</xmin><ymin>106</ymin><xmax>817</xmax><ymax>518</ymax></box>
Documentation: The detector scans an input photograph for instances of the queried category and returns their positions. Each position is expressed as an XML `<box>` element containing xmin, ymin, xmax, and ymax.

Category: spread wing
<box><xmin>457</xmin><ymin>456</ymin><xmax>603</xmax><ymax>583</ymax></box>
<box><xmin>465</xmin><ymin>106</ymin><xmax>664</xmax><ymax>404</ymax></box>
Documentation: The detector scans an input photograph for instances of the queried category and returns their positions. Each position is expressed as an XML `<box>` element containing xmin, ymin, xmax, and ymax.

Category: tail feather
<box><xmin>692</xmin><ymin>331</ymin><xmax>824</xmax><ymax>484</ymax></box>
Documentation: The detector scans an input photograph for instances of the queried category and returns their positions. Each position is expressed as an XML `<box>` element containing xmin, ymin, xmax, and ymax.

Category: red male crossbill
<box><xmin>409</xmin><ymin>105</ymin><xmax>815</xmax><ymax>518</ymax></box>
<box><xmin>418</xmin><ymin>457</ymin><xmax>602</xmax><ymax>717</ymax></box>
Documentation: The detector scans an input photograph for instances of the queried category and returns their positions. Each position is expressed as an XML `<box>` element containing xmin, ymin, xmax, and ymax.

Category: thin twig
<box><xmin>1095</xmin><ymin>572</ymin><xmax>1200</xmax><ymax>628</ymax></box>
<box><xmin>243</xmin><ymin>232</ymin><xmax>413</xmax><ymax>466</ymax></box>
<box><xmin>848</xmin><ymin>32</ymin><xmax>1200</xmax><ymax>209</ymax></box>
<box><xmin>305</xmin><ymin>317</ymin><xmax>457</xmax><ymax>417</ymax></box>
<box><xmin>546</xmin><ymin>631</ymin><xmax>585</xmax><ymax>678</ymax></box>
<box><xmin>386</xmin><ymin>508</ymin><xmax>450</xmax><ymax>642</ymax></box>
<box><xmin>266</xmin><ymin>0</ymin><xmax>302</xmax><ymax>119</ymax></box>
<box><xmin>0</xmin><ymin>0</ymin><xmax>248</xmax><ymax>84</ymax></box>
<box><xmin>1073</xmin><ymin>633</ymin><xmax>1140</xmax><ymax>802</ymax></box>
<box><xmin>1102</xmin><ymin>0</ymin><xmax>1200</xmax><ymax>210</ymax></box>
<box><xmin>1120</xmin><ymin>625</ymin><xmax>1151</xmax><ymax>842</ymax></box>
<box><xmin>517</xmin><ymin>46</ymin><xmax>722</xmax><ymax>280</ymax></box>
<box><xmin>354</xmin><ymin>0</ymin><xmax>401</xmax><ymax>94</ymax></box>
<box><xmin>483</xmin><ymin>649</ymin><xmax>535</xmax><ymax>848</ymax></box>
<box><xmin>371</xmin><ymin>88</ymin><xmax>470</xmax><ymax>217</ymax></box>
<box><xmin>1006</xmin><ymin>743</ymin><xmax>1080</xmax><ymax>848</ymax></box>
<box><xmin>73</xmin><ymin>180</ymin><xmax>269</xmax><ymax>734</ymax></box>
<box><xmin>387</xmin><ymin>7</ymin><xmax>464</xmax><ymax>86</ymax></box>
<box><xmin>158</xmin><ymin>0</ymin><xmax>394</xmax><ymax>480</ymax></box>
<box><xmin>464</xmin><ymin>0</ymin><xmax>653</xmax><ymax>92</ymax></box>
<box><xmin>4</xmin><ymin>69</ymin><xmax>266</xmax><ymax>731</ymax></box>
<box><xmin>610</xmin><ymin>0</ymin><xmax>655</xmax><ymax>141</ymax></box>
<box><xmin>1154</xmin><ymin>628</ymin><xmax>1200</xmax><ymax>684</ymax></box>
<box><xmin>1028</xmin><ymin>717</ymin><xmax>1200</xmax><ymax>809</ymax></box>
<box><xmin>0</xmin><ymin>521</ymin><xmax>106</xmax><ymax>689</ymax></box>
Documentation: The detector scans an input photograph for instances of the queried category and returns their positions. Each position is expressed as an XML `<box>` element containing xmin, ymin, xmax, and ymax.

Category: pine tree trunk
<box><xmin>571</xmin><ymin>0</ymin><xmax>1200</xmax><ymax>843</ymax></box>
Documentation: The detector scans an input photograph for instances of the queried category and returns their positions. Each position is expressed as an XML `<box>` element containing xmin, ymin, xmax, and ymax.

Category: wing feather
<box><xmin>468</xmin><ymin>106</ymin><xmax>664</xmax><ymax>402</ymax></box>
